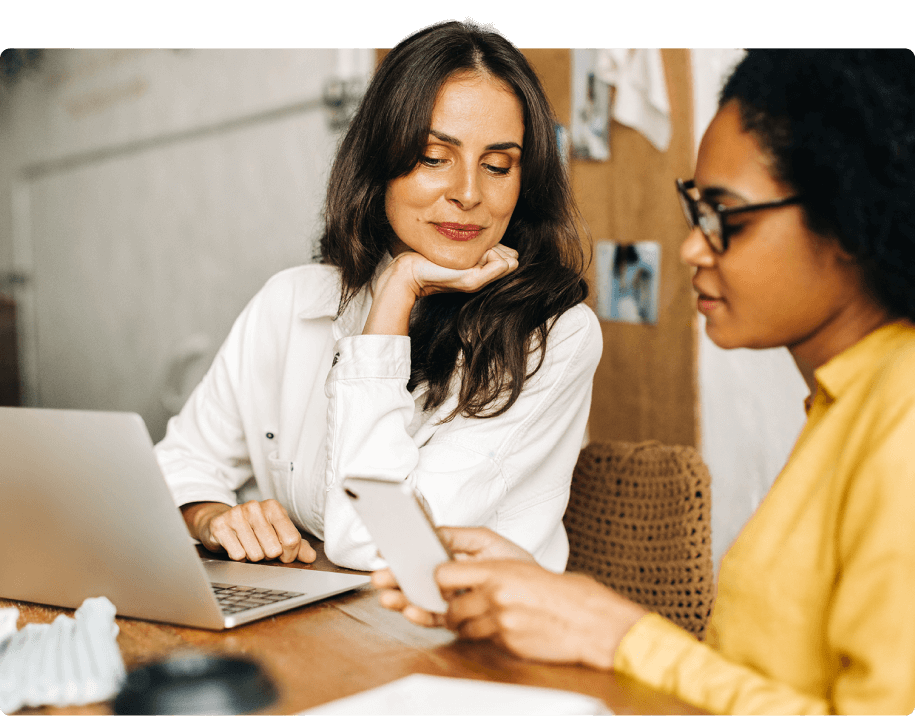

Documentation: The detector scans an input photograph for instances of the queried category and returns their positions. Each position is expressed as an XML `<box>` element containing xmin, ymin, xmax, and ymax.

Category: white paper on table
<box><xmin>303</xmin><ymin>673</ymin><xmax>613</xmax><ymax>715</ymax></box>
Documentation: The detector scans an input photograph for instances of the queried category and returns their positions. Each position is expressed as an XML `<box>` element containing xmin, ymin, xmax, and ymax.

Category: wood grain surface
<box><xmin>2</xmin><ymin>542</ymin><xmax>702</xmax><ymax>715</ymax></box>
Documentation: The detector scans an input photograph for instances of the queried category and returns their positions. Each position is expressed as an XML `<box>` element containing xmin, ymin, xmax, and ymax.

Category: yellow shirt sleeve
<box><xmin>615</xmin><ymin>614</ymin><xmax>832</xmax><ymax>714</ymax></box>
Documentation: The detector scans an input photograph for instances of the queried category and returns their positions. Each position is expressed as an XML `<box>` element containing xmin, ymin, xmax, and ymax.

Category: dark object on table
<box><xmin>113</xmin><ymin>652</ymin><xmax>278</xmax><ymax>714</ymax></box>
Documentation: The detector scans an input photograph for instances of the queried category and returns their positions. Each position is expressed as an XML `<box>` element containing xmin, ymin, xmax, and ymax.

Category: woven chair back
<box><xmin>563</xmin><ymin>440</ymin><xmax>714</xmax><ymax>639</ymax></box>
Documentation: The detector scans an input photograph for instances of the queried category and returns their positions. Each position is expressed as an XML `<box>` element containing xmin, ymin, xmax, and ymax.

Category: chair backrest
<box><xmin>563</xmin><ymin>440</ymin><xmax>714</xmax><ymax>639</ymax></box>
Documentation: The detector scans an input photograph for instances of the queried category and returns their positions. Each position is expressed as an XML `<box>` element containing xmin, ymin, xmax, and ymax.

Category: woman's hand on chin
<box><xmin>363</xmin><ymin>245</ymin><xmax>518</xmax><ymax>336</ymax></box>
<box><xmin>394</xmin><ymin>243</ymin><xmax>519</xmax><ymax>297</ymax></box>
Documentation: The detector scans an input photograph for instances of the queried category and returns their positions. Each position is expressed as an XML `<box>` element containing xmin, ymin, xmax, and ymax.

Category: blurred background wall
<box><xmin>0</xmin><ymin>48</ymin><xmax>372</xmax><ymax>442</ymax></box>
<box><xmin>0</xmin><ymin>46</ymin><xmax>806</xmax><ymax>569</ymax></box>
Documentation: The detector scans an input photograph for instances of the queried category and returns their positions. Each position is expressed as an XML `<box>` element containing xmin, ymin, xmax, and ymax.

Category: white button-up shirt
<box><xmin>155</xmin><ymin>264</ymin><xmax>602</xmax><ymax>571</ymax></box>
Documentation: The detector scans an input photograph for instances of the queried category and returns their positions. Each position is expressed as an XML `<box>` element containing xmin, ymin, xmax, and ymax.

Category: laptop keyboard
<box><xmin>210</xmin><ymin>582</ymin><xmax>305</xmax><ymax>615</ymax></box>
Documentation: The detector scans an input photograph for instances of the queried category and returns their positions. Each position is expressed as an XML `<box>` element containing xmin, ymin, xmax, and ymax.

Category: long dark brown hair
<box><xmin>319</xmin><ymin>20</ymin><xmax>589</xmax><ymax>420</ymax></box>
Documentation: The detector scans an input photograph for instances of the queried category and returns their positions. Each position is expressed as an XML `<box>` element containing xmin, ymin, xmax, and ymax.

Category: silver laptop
<box><xmin>0</xmin><ymin>407</ymin><xmax>369</xmax><ymax>629</ymax></box>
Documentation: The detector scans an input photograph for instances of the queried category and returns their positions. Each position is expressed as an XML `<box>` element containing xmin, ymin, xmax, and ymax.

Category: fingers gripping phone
<box><xmin>343</xmin><ymin>477</ymin><xmax>451</xmax><ymax>613</ymax></box>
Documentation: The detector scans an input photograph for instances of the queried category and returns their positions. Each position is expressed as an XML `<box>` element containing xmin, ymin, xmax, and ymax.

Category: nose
<box><xmin>680</xmin><ymin>226</ymin><xmax>715</xmax><ymax>268</ymax></box>
<box><xmin>447</xmin><ymin>162</ymin><xmax>482</xmax><ymax>210</ymax></box>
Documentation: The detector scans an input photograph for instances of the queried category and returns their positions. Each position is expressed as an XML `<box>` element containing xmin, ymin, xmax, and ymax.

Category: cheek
<box><xmin>388</xmin><ymin>175</ymin><xmax>435</xmax><ymax>212</ymax></box>
<box><xmin>490</xmin><ymin>181</ymin><xmax>521</xmax><ymax>223</ymax></box>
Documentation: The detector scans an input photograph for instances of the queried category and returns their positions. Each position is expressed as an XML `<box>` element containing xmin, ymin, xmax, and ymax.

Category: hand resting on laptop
<box><xmin>181</xmin><ymin>499</ymin><xmax>317</xmax><ymax>564</ymax></box>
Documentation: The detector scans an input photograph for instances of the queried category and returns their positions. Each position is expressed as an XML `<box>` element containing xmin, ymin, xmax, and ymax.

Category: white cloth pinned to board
<box><xmin>595</xmin><ymin>48</ymin><xmax>672</xmax><ymax>152</ymax></box>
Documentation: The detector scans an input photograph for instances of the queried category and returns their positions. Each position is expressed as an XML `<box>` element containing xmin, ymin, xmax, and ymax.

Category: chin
<box><xmin>439</xmin><ymin>257</ymin><xmax>481</xmax><ymax>270</ymax></box>
<box><xmin>704</xmin><ymin>323</ymin><xmax>743</xmax><ymax>351</ymax></box>
<box><xmin>430</xmin><ymin>247</ymin><xmax>490</xmax><ymax>271</ymax></box>
<box><xmin>705</xmin><ymin>324</ymin><xmax>781</xmax><ymax>352</ymax></box>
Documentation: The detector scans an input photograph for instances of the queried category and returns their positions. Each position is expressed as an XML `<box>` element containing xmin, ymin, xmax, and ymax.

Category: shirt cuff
<box><xmin>614</xmin><ymin>611</ymin><xmax>697</xmax><ymax>678</ymax></box>
<box><xmin>328</xmin><ymin>334</ymin><xmax>411</xmax><ymax>382</ymax></box>
<box><xmin>163</xmin><ymin>473</ymin><xmax>239</xmax><ymax>510</ymax></box>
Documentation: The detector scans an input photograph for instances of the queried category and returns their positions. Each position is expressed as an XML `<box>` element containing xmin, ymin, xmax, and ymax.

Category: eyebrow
<box><xmin>428</xmin><ymin>129</ymin><xmax>522</xmax><ymax>152</ymax></box>
<box><xmin>700</xmin><ymin>185</ymin><xmax>750</xmax><ymax>204</ymax></box>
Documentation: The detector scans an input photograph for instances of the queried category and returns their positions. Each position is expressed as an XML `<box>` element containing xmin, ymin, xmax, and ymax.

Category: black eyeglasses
<box><xmin>676</xmin><ymin>178</ymin><xmax>802</xmax><ymax>253</ymax></box>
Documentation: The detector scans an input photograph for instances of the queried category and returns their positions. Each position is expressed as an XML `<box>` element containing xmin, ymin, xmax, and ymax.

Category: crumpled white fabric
<box><xmin>0</xmin><ymin>596</ymin><xmax>125</xmax><ymax>713</ymax></box>
<box><xmin>595</xmin><ymin>48</ymin><xmax>672</xmax><ymax>152</ymax></box>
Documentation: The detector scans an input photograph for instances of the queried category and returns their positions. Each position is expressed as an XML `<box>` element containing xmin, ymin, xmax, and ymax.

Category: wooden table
<box><xmin>2</xmin><ymin>543</ymin><xmax>701</xmax><ymax>715</ymax></box>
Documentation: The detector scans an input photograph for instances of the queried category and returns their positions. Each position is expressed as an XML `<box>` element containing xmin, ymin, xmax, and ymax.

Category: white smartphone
<box><xmin>342</xmin><ymin>477</ymin><xmax>451</xmax><ymax>613</ymax></box>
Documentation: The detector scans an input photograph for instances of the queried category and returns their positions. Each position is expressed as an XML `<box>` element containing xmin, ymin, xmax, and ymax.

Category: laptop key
<box><xmin>211</xmin><ymin>582</ymin><xmax>305</xmax><ymax>614</ymax></box>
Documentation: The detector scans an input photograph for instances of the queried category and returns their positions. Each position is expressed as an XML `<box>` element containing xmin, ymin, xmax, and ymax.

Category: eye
<box><xmin>420</xmin><ymin>156</ymin><xmax>444</xmax><ymax>167</ymax></box>
<box><xmin>483</xmin><ymin>163</ymin><xmax>512</xmax><ymax>176</ymax></box>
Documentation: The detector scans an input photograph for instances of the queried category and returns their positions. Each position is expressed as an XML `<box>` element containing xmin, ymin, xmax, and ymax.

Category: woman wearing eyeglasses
<box><xmin>375</xmin><ymin>49</ymin><xmax>914</xmax><ymax>714</ymax></box>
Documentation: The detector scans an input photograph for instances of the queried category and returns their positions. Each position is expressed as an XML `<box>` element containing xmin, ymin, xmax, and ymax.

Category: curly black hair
<box><xmin>720</xmin><ymin>49</ymin><xmax>914</xmax><ymax>321</ymax></box>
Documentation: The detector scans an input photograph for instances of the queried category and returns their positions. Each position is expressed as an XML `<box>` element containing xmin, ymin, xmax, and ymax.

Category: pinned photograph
<box><xmin>595</xmin><ymin>240</ymin><xmax>660</xmax><ymax>324</ymax></box>
<box><xmin>571</xmin><ymin>49</ymin><xmax>610</xmax><ymax>161</ymax></box>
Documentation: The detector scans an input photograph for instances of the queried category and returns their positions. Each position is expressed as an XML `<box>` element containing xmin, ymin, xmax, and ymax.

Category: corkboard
<box><xmin>375</xmin><ymin>48</ymin><xmax>698</xmax><ymax>447</ymax></box>
<box><xmin>523</xmin><ymin>48</ymin><xmax>697</xmax><ymax>447</ymax></box>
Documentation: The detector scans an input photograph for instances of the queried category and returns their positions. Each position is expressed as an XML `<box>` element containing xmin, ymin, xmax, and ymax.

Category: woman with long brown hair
<box><xmin>154</xmin><ymin>21</ymin><xmax>601</xmax><ymax>571</ymax></box>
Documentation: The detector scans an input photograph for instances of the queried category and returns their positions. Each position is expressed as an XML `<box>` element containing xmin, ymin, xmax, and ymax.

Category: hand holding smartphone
<box><xmin>343</xmin><ymin>477</ymin><xmax>451</xmax><ymax>613</ymax></box>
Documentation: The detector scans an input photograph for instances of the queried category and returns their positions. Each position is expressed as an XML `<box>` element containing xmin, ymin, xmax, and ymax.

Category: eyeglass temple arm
<box><xmin>717</xmin><ymin>195</ymin><xmax>803</xmax><ymax>217</ymax></box>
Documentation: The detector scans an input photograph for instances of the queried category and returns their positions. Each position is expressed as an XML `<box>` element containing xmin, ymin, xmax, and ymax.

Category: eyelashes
<box><xmin>419</xmin><ymin>156</ymin><xmax>514</xmax><ymax>176</ymax></box>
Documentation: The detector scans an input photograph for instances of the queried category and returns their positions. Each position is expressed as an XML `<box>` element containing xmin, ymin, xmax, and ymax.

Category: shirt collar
<box><xmin>812</xmin><ymin>320</ymin><xmax>915</xmax><ymax>404</ymax></box>
<box><xmin>296</xmin><ymin>254</ymin><xmax>393</xmax><ymax>338</ymax></box>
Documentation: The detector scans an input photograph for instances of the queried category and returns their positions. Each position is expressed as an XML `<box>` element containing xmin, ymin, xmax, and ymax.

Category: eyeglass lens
<box><xmin>678</xmin><ymin>183</ymin><xmax>725</xmax><ymax>253</ymax></box>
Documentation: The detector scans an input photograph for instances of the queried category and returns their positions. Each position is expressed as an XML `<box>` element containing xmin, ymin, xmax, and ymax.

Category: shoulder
<box><xmin>838</xmin><ymin>328</ymin><xmax>913</xmax><ymax>557</ymax></box>
<box><xmin>864</xmin><ymin>325</ymin><xmax>914</xmax><ymax>426</ymax></box>
<box><xmin>541</xmin><ymin>303</ymin><xmax>603</xmax><ymax>368</ymax></box>
<box><xmin>840</xmin><ymin>325</ymin><xmax>914</xmax><ymax>500</ymax></box>
<box><xmin>549</xmin><ymin>302</ymin><xmax>600</xmax><ymax>334</ymax></box>
<box><xmin>548</xmin><ymin>303</ymin><xmax>602</xmax><ymax>347</ymax></box>
<box><xmin>249</xmin><ymin>264</ymin><xmax>342</xmax><ymax>320</ymax></box>
<box><xmin>879</xmin><ymin>327</ymin><xmax>914</xmax><ymax>390</ymax></box>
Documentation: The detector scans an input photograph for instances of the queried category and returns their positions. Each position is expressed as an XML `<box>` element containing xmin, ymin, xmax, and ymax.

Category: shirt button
<box><xmin>266</xmin><ymin>432</ymin><xmax>274</xmax><ymax>439</ymax></box>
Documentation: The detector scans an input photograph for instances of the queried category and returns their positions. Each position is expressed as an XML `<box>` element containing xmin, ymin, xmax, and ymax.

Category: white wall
<box><xmin>0</xmin><ymin>49</ymin><xmax>371</xmax><ymax>442</ymax></box>
<box><xmin>689</xmin><ymin>50</ymin><xmax>809</xmax><ymax>569</ymax></box>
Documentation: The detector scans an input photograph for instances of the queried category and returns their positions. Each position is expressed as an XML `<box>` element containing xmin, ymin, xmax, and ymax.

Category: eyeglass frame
<box><xmin>676</xmin><ymin>178</ymin><xmax>803</xmax><ymax>254</ymax></box>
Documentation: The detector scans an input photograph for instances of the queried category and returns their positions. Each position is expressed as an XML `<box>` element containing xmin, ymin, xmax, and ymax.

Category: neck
<box><xmin>790</xmin><ymin>353</ymin><xmax>819</xmax><ymax>395</ymax></box>
<box><xmin>789</xmin><ymin>302</ymin><xmax>893</xmax><ymax>394</ymax></box>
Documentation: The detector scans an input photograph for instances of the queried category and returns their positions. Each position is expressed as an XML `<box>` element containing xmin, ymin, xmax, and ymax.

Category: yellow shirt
<box><xmin>614</xmin><ymin>322</ymin><xmax>915</xmax><ymax>714</ymax></box>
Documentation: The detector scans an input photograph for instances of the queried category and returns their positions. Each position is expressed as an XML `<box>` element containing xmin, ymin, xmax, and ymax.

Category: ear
<box><xmin>820</xmin><ymin>233</ymin><xmax>857</xmax><ymax>265</ymax></box>
<box><xmin>832</xmin><ymin>240</ymin><xmax>858</xmax><ymax>265</ymax></box>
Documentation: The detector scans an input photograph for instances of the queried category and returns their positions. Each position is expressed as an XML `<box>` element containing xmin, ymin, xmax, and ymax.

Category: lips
<box><xmin>434</xmin><ymin>223</ymin><xmax>484</xmax><ymax>241</ymax></box>
<box><xmin>693</xmin><ymin>281</ymin><xmax>724</xmax><ymax>314</ymax></box>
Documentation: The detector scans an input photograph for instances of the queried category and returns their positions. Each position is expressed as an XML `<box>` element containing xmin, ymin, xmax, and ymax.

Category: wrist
<box><xmin>181</xmin><ymin>501</ymin><xmax>229</xmax><ymax>541</ymax></box>
<box><xmin>363</xmin><ymin>258</ymin><xmax>418</xmax><ymax>336</ymax></box>
<box><xmin>575</xmin><ymin>576</ymin><xmax>648</xmax><ymax>671</ymax></box>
